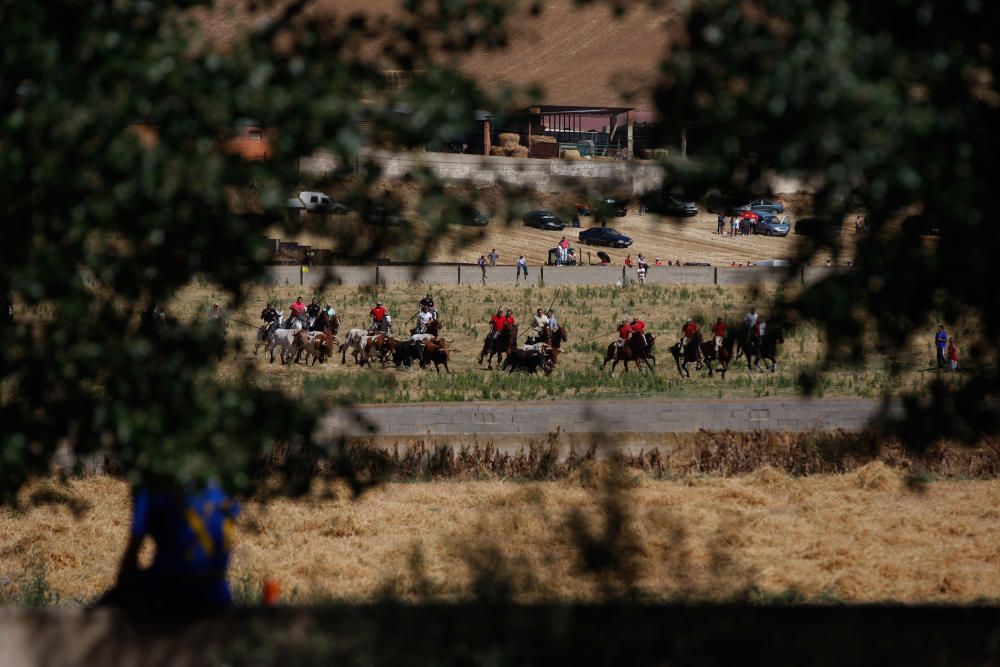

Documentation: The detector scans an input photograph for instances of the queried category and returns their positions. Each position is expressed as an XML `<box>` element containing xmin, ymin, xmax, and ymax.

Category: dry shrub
<box><xmin>744</xmin><ymin>466</ymin><xmax>793</xmax><ymax>490</ymax></box>
<box><xmin>498</xmin><ymin>133</ymin><xmax>521</xmax><ymax>148</ymax></box>
<box><xmin>853</xmin><ymin>461</ymin><xmax>903</xmax><ymax>492</ymax></box>
<box><xmin>508</xmin><ymin>146</ymin><xmax>529</xmax><ymax>158</ymax></box>
<box><xmin>561</xmin><ymin>149</ymin><xmax>581</xmax><ymax>160</ymax></box>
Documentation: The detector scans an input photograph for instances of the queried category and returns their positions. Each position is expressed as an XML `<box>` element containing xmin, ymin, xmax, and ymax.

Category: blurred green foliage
<box><xmin>656</xmin><ymin>0</ymin><xmax>999</xmax><ymax>448</ymax></box>
<box><xmin>0</xmin><ymin>0</ymin><xmax>519</xmax><ymax>501</ymax></box>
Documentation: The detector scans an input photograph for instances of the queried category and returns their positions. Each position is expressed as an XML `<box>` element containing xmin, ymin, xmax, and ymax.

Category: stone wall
<box><xmin>317</xmin><ymin>398</ymin><xmax>892</xmax><ymax>438</ymax></box>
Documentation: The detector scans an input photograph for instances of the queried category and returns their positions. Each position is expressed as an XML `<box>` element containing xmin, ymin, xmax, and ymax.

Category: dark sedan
<box><xmin>523</xmin><ymin>210</ymin><xmax>567</xmax><ymax>230</ymax></box>
<box><xmin>579</xmin><ymin>227</ymin><xmax>633</xmax><ymax>248</ymax></box>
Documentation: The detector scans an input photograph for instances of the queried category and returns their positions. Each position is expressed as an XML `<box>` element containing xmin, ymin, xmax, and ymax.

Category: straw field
<box><xmin>169</xmin><ymin>283</ymin><xmax>950</xmax><ymax>404</ymax></box>
<box><xmin>4</xmin><ymin>462</ymin><xmax>1000</xmax><ymax>605</ymax></box>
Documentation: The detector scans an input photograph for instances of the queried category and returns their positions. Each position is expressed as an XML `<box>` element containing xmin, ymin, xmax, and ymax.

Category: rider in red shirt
<box><xmin>289</xmin><ymin>297</ymin><xmax>305</xmax><ymax>317</ymax></box>
<box><xmin>630</xmin><ymin>317</ymin><xmax>647</xmax><ymax>353</ymax></box>
<box><xmin>710</xmin><ymin>318</ymin><xmax>727</xmax><ymax>352</ymax></box>
<box><xmin>680</xmin><ymin>318</ymin><xmax>699</xmax><ymax>354</ymax></box>
<box><xmin>504</xmin><ymin>309</ymin><xmax>517</xmax><ymax>331</ymax></box>
<box><xmin>489</xmin><ymin>309</ymin><xmax>506</xmax><ymax>340</ymax></box>
<box><xmin>616</xmin><ymin>319</ymin><xmax>632</xmax><ymax>349</ymax></box>
<box><xmin>370</xmin><ymin>302</ymin><xmax>387</xmax><ymax>331</ymax></box>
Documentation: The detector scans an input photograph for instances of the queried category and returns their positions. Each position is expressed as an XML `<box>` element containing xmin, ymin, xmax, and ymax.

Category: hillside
<box><xmin>200</xmin><ymin>0</ymin><xmax>675</xmax><ymax>109</ymax></box>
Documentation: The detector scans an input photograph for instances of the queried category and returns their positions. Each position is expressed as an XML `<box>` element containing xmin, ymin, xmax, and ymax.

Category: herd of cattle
<box><xmin>251</xmin><ymin>313</ymin><xmax>784</xmax><ymax>378</ymax></box>
<box><xmin>252</xmin><ymin>315</ymin><xmax>564</xmax><ymax>375</ymax></box>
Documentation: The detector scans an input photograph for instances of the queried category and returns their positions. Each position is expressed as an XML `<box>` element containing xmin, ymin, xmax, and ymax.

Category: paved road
<box><xmin>318</xmin><ymin>398</ymin><xmax>897</xmax><ymax>439</ymax></box>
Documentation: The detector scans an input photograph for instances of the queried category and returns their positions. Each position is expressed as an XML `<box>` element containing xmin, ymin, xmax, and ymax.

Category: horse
<box><xmin>603</xmin><ymin>331</ymin><xmax>655</xmax><ymax>376</ymax></box>
<box><xmin>478</xmin><ymin>324</ymin><xmax>517</xmax><ymax>370</ymax></box>
<box><xmin>283</xmin><ymin>314</ymin><xmax>307</xmax><ymax>331</ymax></box>
<box><xmin>746</xmin><ymin>325</ymin><xmax>785</xmax><ymax>372</ymax></box>
<box><xmin>411</xmin><ymin>319</ymin><xmax>441</xmax><ymax>337</ymax></box>
<box><xmin>700</xmin><ymin>336</ymin><xmax>732</xmax><ymax>378</ymax></box>
<box><xmin>669</xmin><ymin>330</ymin><xmax>705</xmax><ymax>378</ymax></box>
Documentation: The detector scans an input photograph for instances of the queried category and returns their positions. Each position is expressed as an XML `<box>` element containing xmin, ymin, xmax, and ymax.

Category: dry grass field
<box><xmin>176</xmin><ymin>282</ymin><xmax>946</xmax><ymax>404</ymax></box>
<box><xmin>4</xmin><ymin>468</ymin><xmax>1000</xmax><ymax>605</ymax></box>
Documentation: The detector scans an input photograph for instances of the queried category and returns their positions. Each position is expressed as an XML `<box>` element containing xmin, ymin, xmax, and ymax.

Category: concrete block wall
<box><xmin>318</xmin><ymin>398</ymin><xmax>887</xmax><ymax>438</ymax></box>
<box><xmin>627</xmin><ymin>266</ymin><xmax>715</xmax><ymax>286</ymax></box>
<box><xmin>540</xmin><ymin>266</ymin><xmax>623</xmax><ymax>286</ymax></box>
<box><xmin>802</xmin><ymin>266</ymin><xmax>849</xmax><ymax>284</ymax></box>
<box><xmin>379</xmin><ymin>265</ymin><xmax>458</xmax><ymax>286</ymax></box>
<box><xmin>715</xmin><ymin>267</ymin><xmax>790</xmax><ymax>286</ymax></box>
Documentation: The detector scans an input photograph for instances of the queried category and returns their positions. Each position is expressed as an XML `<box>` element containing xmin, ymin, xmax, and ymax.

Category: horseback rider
<box><xmin>416</xmin><ymin>305</ymin><xmax>434</xmax><ymax>334</ymax></box>
<box><xmin>710</xmin><ymin>317</ymin><xmax>727</xmax><ymax>353</ymax></box>
<box><xmin>743</xmin><ymin>307</ymin><xmax>759</xmax><ymax>343</ymax></box>
<box><xmin>260</xmin><ymin>302</ymin><xmax>279</xmax><ymax>325</ymax></box>
<box><xmin>679</xmin><ymin>318</ymin><xmax>699</xmax><ymax>354</ymax></box>
<box><xmin>616</xmin><ymin>319</ymin><xmax>632</xmax><ymax>349</ymax></box>
<box><xmin>504</xmin><ymin>309</ymin><xmax>517</xmax><ymax>332</ymax></box>
<box><xmin>546</xmin><ymin>309</ymin><xmax>558</xmax><ymax>331</ymax></box>
<box><xmin>418</xmin><ymin>292</ymin><xmax>439</xmax><ymax>322</ymax></box>
<box><xmin>306</xmin><ymin>297</ymin><xmax>321</xmax><ymax>320</ymax></box>
<box><xmin>489</xmin><ymin>308</ymin><xmax>506</xmax><ymax>342</ymax></box>
<box><xmin>630</xmin><ymin>316</ymin><xmax>648</xmax><ymax>354</ymax></box>
<box><xmin>370</xmin><ymin>301</ymin><xmax>391</xmax><ymax>334</ymax></box>
<box><xmin>530</xmin><ymin>308</ymin><xmax>548</xmax><ymax>343</ymax></box>
<box><xmin>753</xmin><ymin>317</ymin><xmax>766</xmax><ymax>341</ymax></box>
<box><xmin>287</xmin><ymin>296</ymin><xmax>306</xmax><ymax>327</ymax></box>
<box><xmin>324</xmin><ymin>303</ymin><xmax>336</xmax><ymax>318</ymax></box>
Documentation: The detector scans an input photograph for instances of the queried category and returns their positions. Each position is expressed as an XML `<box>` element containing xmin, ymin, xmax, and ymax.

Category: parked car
<box><xmin>459</xmin><ymin>211</ymin><xmax>490</xmax><ymax>227</ymax></box>
<box><xmin>706</xmin><ymin>192</ymin><xmax>752</xmax><ymax>216</ymax></box>
<box><xmin>523</xmin><ymin>210</ymin><xmax>567</xmax><ymax>230</ymax></box>
<box><xmin>750</xmin><ymin>213</ymin><xmax>791</xmax><ymax>236</ymax></box>
<box><xmin>295</xmin><ymin>191</ymin><xmax>348</xmax><ymax>214</ymax></box>
<box><xmin>578</xmin><ymin>227</ymin><xmax>633</xmax><ymax>248</ymax></box>
<box><xmin>747</xmin><ymin>198</ymin><xmax>784</xmax><ymax>214</ymax></box>
<box><xmin>594</xmin><ymin>197</ymin><xmax>628</xmax><ymax>219</ymax></box>
<box><xmin>363</xmin><ymin>206</ymin><xmax>406</xmax><ymax>227</ymax></box>
<box><xmin>902</xmin><ymin>215</ymin><xmax>941</xmax><ymax>236</ymax></box>
<box><xmin>639</xmin><ymin>192</ymin><xmax>698</xmax><ymax>217</ymax></box>
<box><xmin>794</xmin><ymin>217</ymin><xmax>843</xmax><ymax>236</ymax></box>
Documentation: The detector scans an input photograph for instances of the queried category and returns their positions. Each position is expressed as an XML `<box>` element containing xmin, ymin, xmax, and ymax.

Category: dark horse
<box><xmin>669</xmin><ymin>330</ymin><xmax>706</xmax><ymax>378</ymax></box>
<box><xmin>531</xmin><ymin>324</ymin><xmax>568</xmax><ymax>350</ymax></box>
<box><xmin>311</xmin><ymin>311</ymin><xmax>342</xmax><ymax>336</ymax></box>
<box><xmin>745</xmin><ymin>324</ymin><xmax>785</xmax><ymax>372</ymax></box>
<box><xmin>603</xmin><ymin>332</ymin><xmax>655</xmax><ymax>376</ymax></box>
<box><xmin>697</xmin><ymin>334</ymin><xmax>732</xmax><ymax>378</ymax></box>
<box><xmin>478</xmin><ymin>324</ymin><xmax>518</xmax><ymax>369</ymax></box>
<box><xmin>411</xmin><ymin>319</ymin><xmax>441</xmax><ymax>337</ymax></box>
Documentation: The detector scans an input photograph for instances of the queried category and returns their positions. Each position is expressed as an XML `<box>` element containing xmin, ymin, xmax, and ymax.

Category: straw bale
<box><xmin>531</xmin><ymin>135</ymin><xmax>557</xmax><ymax>144</ymax></box>
<box><xmin>498</xmin><ymin>133</ymin><xmax>521</xmax><ymax>148</ymax></box>
<box><xmin>560</xmin><ymin>149</ymin><xmax>581</xmax><ymax>160</ymax></box>
<box><xmin>508</xmin><ymin>145</ymin><xmax>529</xmax><ymax>158</ymax></box>
<box><xmin>488</xmin><ymin>146</ymin><xmax>505</xmax><ymax>157</ymax></box>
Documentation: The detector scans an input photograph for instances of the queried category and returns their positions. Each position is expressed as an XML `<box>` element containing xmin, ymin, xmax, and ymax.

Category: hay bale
<box><xmin>531</xmin><ymin>135</ymin><xmax>557</xmax><ymax>144</ymax></box>
<box><xmin>561</xmin><ymin>149</ymin><xmax>581</xmax><ymax>160</ymax></box>
<box><xmin>488</xmin><ymin>146</ymin><xmax>505</xmax><ymax>157</ymax></box>
<box><xmin>509</xmin><ymin>145</ymin><xmax>529</xmax><ymax>158</ymax></box>
<box><xmin>498</xmin><ymin>133</ymin><xmax>521</xmax><ymax>148</ymax></box>
<box><xmin>854</xmin><ymin>461</ymin><xmax>903</xmax><ymax>492</ymax></box>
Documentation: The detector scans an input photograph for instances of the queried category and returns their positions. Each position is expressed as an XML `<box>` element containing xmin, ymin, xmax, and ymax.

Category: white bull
<box><xmin>340</xmin><ymin>328</ymin><xmax>377</xmax><ymax>365</ymax></box>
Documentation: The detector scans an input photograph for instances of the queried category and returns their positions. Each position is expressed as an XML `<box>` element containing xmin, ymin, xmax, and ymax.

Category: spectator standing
<box><xmin>624</xmin><ymin>254</ymin><xmax>633</xmax><ymax>268</ymax></box>
<box><xmin>559</xmin><ymin>236</ymin><xmax>570</xmax><ymax>264</ymax></box>
<box><xmin>717</xmin><ymin>213</ymin><xmax>725</xmax><ymax>235</ymax></box>
<box><xmin>948</xmin><ymin>338</ymin><xmax>959</xmax><ymax>371</ymax></box>
<box><xmin>655</xmin><ymin>257</ymin><xmax>662</xmax><ymax>266</ymax></box>
<box><xmin>935</xmin><ymin>325</ymin><xmax>948</xmax><ymax>369</ymax></box>
<box><xmin>100</xmin><ymin>482</ymin><xmax>240</xmax><ymax>613</ymax></box>
<box><xmin>488</xmin><ymin>248</ymin><xmax>498</xmax><ymax>267</ymax></box>
<box><xmin>516</xmin><ymin>255</ymin><xmax>528</xmax><ymax>283</ymax></box>
<box><xmin>733</xmin><ymin>217</ymin><xmax>741</xmax><ymax>237</ymax></box>
<box><xmin>478</xmin><ymin>255</ymin><xmax>488</xmax><ymax>285</ymax></box>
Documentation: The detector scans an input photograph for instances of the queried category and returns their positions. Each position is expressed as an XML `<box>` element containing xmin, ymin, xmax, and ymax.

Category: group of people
<box><xmin>717</xmin><ymin>212</ymin><xmax>755</xmax><ymax>237</ymax></box>
<box><xmin>260</xmin><ymin>296</ymin><xmax>337</xmax><ymax>331</ymax></box>
<box><xmin>486</xmin><ymin>306</ymin><xmax>559</xmax><ymax>342</ymax></box>
<box><xmin>935</xmin><ymin>325</ymin><xmax>959</xmax><ymax>371</ymax></box>
<box><xmin>614</xmin><ymin>307</ymin><xmax>769</xmax><ymax>359</ymax></box>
